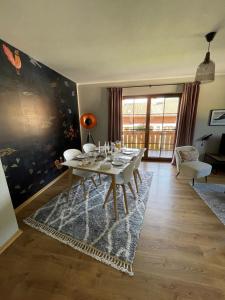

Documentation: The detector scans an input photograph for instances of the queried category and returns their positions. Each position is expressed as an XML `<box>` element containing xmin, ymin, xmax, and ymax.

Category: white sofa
<box><xmin>175</xmin><ymin>146</ymin><xmax>212</xmax><ymax>185</ymax></box>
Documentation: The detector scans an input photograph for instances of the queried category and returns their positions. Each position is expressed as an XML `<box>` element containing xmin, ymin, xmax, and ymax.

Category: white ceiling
<box><xmin>1</xmin><ymin>0</ymin><xmax>225</xmax><ymax>84</ymax></box>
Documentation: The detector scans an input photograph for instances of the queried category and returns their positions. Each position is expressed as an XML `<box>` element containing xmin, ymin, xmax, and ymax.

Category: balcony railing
<box><xmin>122</xmin><ymin>129</ymin><xmax>176</xmax><ymax>157</ymax></box>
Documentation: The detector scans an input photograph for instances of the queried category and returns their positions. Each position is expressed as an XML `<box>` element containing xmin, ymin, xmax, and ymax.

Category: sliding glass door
<box><xmin>148</xmin><ymin>96</ymin><xmax>179</xmax><ymax>158</ymax></box>
<box><xmin>122</xmin><ymin>97</ymin><xmax>147</xmax><ymax>150</ymax></box>
<box><xmin>122</xmin><ymin>95</ymin><xmax>180</xmax><ymax>160</ymax></box>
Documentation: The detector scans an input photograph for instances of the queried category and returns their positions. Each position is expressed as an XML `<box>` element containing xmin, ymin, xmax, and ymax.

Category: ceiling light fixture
<box><xmin>195</xmin><ymin>31</ymin><xmax>216</xmax><ymax>83</ymax></box>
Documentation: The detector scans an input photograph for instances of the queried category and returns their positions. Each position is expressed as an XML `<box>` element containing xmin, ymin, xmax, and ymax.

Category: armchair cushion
<box><xmin>180</xmin><ymin>149</ymin><xmax>198</xmax><ymax>162</ymax></box>
<box><xmin>180</xmin><ymin>161</ymin><xmax>212</xmax><ymax>178</ymax></box>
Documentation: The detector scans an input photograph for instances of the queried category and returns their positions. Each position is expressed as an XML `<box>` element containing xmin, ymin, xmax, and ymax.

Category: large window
<box><xmin>122</xmin><ymin>95</ymin><xmax>180</xmax><ymax>160</ymax></box>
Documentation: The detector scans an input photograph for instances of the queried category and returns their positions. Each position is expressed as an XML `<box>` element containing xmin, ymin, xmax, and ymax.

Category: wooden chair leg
<box><xmin>103</xmin><ymin>183</ymin><xmax>113</xmax><ymax>207</ymax></box>
<box><xmin>192</xmin><ymin>178</ymin><xmax>195</xmax><ymax>186</ymax></box>
<box><xmin>90</xmin><ymin>176</ymin><xmax>97</xmax><ymax>187</ymax></box>
<box><xmin>68</xmin><ymin>167</ymin><xmax>74</xmax><ymax>187</ymax></box>
<box><xmin>137</xmin><ymin>169</ymin><xmax>142</xmax><ymax>183</ymax></box>
<box><xmin>176</xmin><ymin>171</ymin><xmax>180</xmax><ymax>178</ymax></box>
<box><xmin>98</xmin><ymin>173</ymin><xmax>102</xmax><ymax>185</ymax></box>
<box><xmin>111</xmin><ymin>175</ymin><xmax>118</xmax><ymax>220</ymax></box>
<box><xmin>128</xmin><ymin>182</ymin><xmax>136</xmax><ymax>199</ymax></box>
<box><xmin>133</xmin><ymin>171</ymin><xmax>139</xmax><ymax>193</ymax></box>
<box><xmin>205</xmin><ymin>176</ymin><xmax>208</xmax><ymax>183</ymax></box>
<box><xmin>122</xmin><ymin>184</ymin><xmax>129</xmax><ymax>214</ymax></box>
<box><xmin>81</xmin><ymin>179</ymin><xmax>86</xmax><ymax>193</ymax></box>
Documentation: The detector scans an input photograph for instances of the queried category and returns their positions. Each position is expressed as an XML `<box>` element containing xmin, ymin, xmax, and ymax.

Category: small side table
<box><xmin>204</xmin><ymin>153</ymin><xmax>225</xmax><ymax>174</ymax></box>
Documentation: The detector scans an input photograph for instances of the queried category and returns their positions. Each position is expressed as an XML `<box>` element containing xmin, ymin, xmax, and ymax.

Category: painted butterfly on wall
<box><xmin>2</xmin><ymin>43</ymin><xmax>22</xmax><ymax>74</ymax></box>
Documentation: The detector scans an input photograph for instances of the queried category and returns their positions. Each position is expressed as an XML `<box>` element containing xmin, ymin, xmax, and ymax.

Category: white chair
<box><xmin>175</xmin><ymin>146</ymin><xmax>212</xmax><ymax>185</ymax></box>
<box><xmin>83</xmin><ymin>143</ymin><xmax>96</xmax><ymax>153</ymax></box>
<box><xmin>133</xmin><ymin>148</ymin><xmax>145</xmax><ymax>193</ymax></box>
<box><xmin>63</xmin><ymin>149</ymin><xmax>97</xmax><ymax>193</ymax></box>
<box><xmin>83</xmin><ymin>143</ymin><xmax>102</xmax><ymax>184</ymax></box>
<box><xmin>103</xmin><ymin>160</ymin><xmax>136</xmax><ymax>214</ymax></box>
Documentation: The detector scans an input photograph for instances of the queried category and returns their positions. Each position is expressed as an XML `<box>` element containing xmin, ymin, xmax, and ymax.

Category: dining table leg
<box><xmin>111</xmin><ymin>174</ymin><xmax>118</xmax><ymax>220</ymax></box>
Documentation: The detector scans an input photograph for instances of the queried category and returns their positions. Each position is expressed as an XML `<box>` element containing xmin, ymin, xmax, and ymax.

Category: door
<box><xmin>122</xmin><ymin>95</ymin><xmax>180</xmax><ymax>161</ymax></box>
<box><xmin>122</xmin><ymin>97</ymin><xmax>148</xmax><ymax>150</ymax></box>
<box><xmin>147</xmin><ymin>96</ymin><xmax>180</xmax><ymax>159</ymax></box>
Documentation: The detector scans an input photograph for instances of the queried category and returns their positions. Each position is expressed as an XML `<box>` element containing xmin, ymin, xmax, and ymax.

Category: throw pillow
<box><xmin>179</xmin><ymin>149</ymin><xmax>198</xmax><ymax>161</ymax></box>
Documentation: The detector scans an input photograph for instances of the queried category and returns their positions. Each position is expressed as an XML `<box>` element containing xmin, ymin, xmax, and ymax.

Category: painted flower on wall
<box><xmin>64</xmin><ymin>125</ymin><xmax>77</xmax><ymax>140</ymax></box>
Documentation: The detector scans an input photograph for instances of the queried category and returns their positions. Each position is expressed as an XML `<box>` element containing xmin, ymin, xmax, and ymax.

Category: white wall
<box><xmin>78</xmin><ymin>75</ymin><xmax>225</xmax><ymax>154</ymax></box>
<box><xmin>0</xmin><ymin>159</ymin><xmax>19</xmax><ymax>247</ymax></box>
<box><xmin>193</xmin><ymin>76</ymin><xmax>225</xmax><ymax>155</ymax></box>
<box><xmin>78</xmin><ymin>84</ymin><xmax>108</xmax><ymax>144</ymax></box>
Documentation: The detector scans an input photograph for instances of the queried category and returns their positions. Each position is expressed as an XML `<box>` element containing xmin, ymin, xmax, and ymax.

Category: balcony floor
<box><xmin>148</xmin><ymin>149</ymin><xmax>173</xmax><ymax>158</ymax></box>
<box><xmin>122</xmin><ymin>143</ymin><xmax>174</xmax><ymax>159</ymax></box>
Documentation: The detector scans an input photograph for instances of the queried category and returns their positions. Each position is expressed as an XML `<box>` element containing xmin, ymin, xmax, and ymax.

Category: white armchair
<box><xmin>175</xmin><ymin>146</ymin><xmax>212</xmax><ymax>185</ymax></box>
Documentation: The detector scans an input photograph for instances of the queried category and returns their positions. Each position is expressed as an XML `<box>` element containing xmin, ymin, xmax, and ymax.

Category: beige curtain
<box><xmin>108</xmin><ymin>87</ymin><xmax>122</xmax><ymax>142</ymax></box>
<box><xmin>172</xmin><ymin>81</ymin><xmax>200</xmax><ymax>164</ymax></box>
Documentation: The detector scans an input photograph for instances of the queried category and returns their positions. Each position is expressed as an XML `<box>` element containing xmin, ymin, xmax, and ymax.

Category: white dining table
<box><xmin>62</xmin><ymin>149</ymin><xmax>140</xmax><ymax>220</ymax></box>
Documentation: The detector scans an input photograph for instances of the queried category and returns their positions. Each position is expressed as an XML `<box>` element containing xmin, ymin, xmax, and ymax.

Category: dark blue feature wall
<box><xmin>0</xmin><ymin>39</ymin><xmax>81</xmax><ymax>208</ymax></box>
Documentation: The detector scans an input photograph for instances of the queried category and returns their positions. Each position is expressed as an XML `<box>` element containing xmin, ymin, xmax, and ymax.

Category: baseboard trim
<box><xmin>0</xmin><ymin>229</ymin><xmax>23</xmax><ymax>254</ymax></box>
<box><xmin>15</xmin><ymin>170</ymin><xmax>69</xmax><ymax>215</ymax></box>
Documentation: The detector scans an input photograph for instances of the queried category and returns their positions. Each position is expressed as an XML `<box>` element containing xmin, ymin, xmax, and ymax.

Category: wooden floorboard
<box><xmin>0</xmin><ymin>162</ymin><xmax>225</xmax><ymax>300</ymax></box>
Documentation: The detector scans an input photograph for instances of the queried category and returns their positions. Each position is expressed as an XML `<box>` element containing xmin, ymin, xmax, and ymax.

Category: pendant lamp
<box><xmin>195</xmin><ymin>31</ymin><xmax>216</xmax><ymax>83</ymax></box>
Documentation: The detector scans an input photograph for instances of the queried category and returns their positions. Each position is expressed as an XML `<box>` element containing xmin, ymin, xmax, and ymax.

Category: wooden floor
<box><xmin>0</xmin><ymin>162</ymin><xmax>225</xmax><ymax>300</ymax></box>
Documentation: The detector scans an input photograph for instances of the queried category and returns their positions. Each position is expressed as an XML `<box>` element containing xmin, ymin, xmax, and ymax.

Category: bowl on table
<box><xmin>111</xmin><ymin>160</ymin><xmax>124</xmax><ymax>167</ymax></box>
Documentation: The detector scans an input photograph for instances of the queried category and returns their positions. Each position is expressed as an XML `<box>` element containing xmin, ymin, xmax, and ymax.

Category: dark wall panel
<box><xmin>0</xmin><ymin>39</ymin><xmax>81</xmax><ymax>208</ymax></box>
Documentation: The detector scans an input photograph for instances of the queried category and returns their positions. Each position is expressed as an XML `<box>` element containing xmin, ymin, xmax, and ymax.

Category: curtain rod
<box><xmin>121</xmin><ymin>82</ymin><xmax>185</xmax><ymax>89</ymax></box>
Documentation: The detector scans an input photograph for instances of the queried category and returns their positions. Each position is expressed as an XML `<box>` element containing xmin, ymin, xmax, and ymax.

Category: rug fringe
<box><xmin>24</xmin><ymin>217</ymin><xmax>134</xmax><ymax>276</ymax></box>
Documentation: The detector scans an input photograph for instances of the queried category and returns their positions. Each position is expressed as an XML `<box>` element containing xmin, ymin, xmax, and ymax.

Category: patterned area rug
<box><xmin>24</xmin><ymin>171</ymin><xmax>153</xmax><ymax>275</ymax></box>
<box><xmin>192</xmin><ymin>183</ymin><xmax>225</xmax><ymax>225</ymax></box>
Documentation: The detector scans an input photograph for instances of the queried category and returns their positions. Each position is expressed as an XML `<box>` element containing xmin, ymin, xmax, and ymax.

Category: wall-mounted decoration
<box><xmin>0</xmin><ymin>38</ymin><xmax>81</xmax><ymax>208</ymax></box>
<box><xmin>209</xmin><ymin>109</ymin><xmax>225</xmax><ymax>126</ymax></box>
